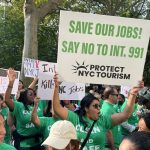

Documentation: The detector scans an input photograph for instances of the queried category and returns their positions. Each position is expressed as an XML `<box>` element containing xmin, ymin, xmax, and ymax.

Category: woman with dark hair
<box><xmin>5</xmin><ymin>68</ymin><xmax>44</xmax><ymax>150</ymax></box>
<box><xmin>52</xmin><ymin>72</ymin><xmax>144</xmax><ymax>150</ymax></box>
<box><xmin>119</xmin><ymin>131</ymin><xmax>150</xmax><ymax>150</ymax></box>
<box><xmin>138</xmin><ymin>113</ymin><xmax>150</xmax><ymax>132</ymax></box>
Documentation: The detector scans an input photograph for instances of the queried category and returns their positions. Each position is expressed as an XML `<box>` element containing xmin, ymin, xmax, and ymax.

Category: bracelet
<box><xmin>129</xmin><ymin>92</ymin><xmax>137</xmax><ymax>97</ymax></box>
<box><xmin>8</xmin><ymin>85</ymin><xmax>13</xmax><ymax>88</ymax></box>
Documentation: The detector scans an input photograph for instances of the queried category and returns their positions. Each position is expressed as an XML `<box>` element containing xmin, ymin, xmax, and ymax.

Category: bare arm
<box><xmin>31</xmin><ymin>97</ymin><xmax>41</xmax><ymax>127</ymax></box>
<box><xmin>4</xmin><ymin>68</ymin><xmax>16</xmax><ymax>111</ymax></box>
<box><xmin>52</xmin><ymin>73</ymin><xmax>68</xmax><ymax>120</ymax></box>
<box><xmin>28</xmin><ymin>77</ymin><xmax>38</xmax><ymax>89</ymax></box>
<box><xmin>111</xmin><ymin>81</ymin><xmax>144</xmax><ymax>126</ymax></box>
<box><xmin>121</xmin><ymin>121</ymin><xmax>136</xmax><ymax>132</ymax></box>
<box><xmin>63</xmin><ymin>100</ymin><xmax>76</xmax><ymax>111</ymax></box>
<box><xmin>7</xmin><ymin>112</ymin><xmax>15</xmax><ymax>127</ymax></box>
<box><xmin>106</xmin><ymin>130</ymin><xmax>116</xmax><ymax>150</ymax></box>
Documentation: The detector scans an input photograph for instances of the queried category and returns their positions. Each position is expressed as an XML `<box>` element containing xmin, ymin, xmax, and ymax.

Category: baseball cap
<box><xmin>42</xmin><ymin>120</ymin><xmax>77</xmax><ymax>149</ymax></box>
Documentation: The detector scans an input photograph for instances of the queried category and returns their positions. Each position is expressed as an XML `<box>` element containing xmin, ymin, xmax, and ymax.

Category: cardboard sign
<box><xmin>23</xmin><ymin>58</ymin><xmax>39</xmax><ymax>78</ymax></box>
<box><xmin>120</xmin><ymin>85</ymin><xmax>131</xmax><ymax>98</ymax></box>
<box><xmin>57</xmin><ymin>10</ymin><xmax>150</xmax><ymax>86</ymax></box>
<box><xmin>37</xmin><ymin>61</ymin><xmax>85</xmax><ymax>100</ymax></box>
<box><xmin>0</xmin><ymin>68</ymin><xmax>20</xmax><ymax>94</ymax></box>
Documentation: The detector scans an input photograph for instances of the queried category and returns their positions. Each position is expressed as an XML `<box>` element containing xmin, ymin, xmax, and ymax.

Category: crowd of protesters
<box><xmin>0</xmin><ymin>68</ymin><xmax>150</xmax><ymax>150</ymax></box>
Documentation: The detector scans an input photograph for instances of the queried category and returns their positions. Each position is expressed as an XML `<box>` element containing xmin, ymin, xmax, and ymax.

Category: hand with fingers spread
<box><xmin>7</xmin><ymin>68</ymin><xmax>16</xmax><ymax>84</ymax></box>
<box><xmin>5</xmin><ymin>68</ymin><xmax>17</xmax><ymax>112</ymax></box>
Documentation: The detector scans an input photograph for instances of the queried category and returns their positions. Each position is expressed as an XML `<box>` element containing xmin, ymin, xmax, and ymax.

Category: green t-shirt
<box><xmin>121</xmin><ymin>100</ymin><xmax>139</xmax><ymax>136</ymax></box>
<box><xmin>113</xmin><ymin>103</ymin><xmax>122</xmax><ymax>113</ymax></box>
<box><xmin>1</xmin><ymin>107</ymin><xmax>11</xmax><ymax>144</ymax></box>
<box><xmin>38</xmin><ymin>100</ymin><xmax>47</xmax><ymax>112</ymax></box>
<box><xmin>0</xmin><ymin>143</ymin><xmax>16</xmax><ymax>150</ymax></box>
<box><xmin>101</xmin><ymin>101</ymin><xmax>122</xmax><ymax>149</ymax></box>
<box><xmin>67</xmin><ymin>110</ymin><xmax>112</xmax><ymax>150</ymax></box>
<box><xmin>12</xmin><ymin>101</ymin><xmax>44</xmax><ymax>148</ymax></box>
<box><xmin>39</xmin><ymin>117</ymin><xmax>59</xmax><ymax>140</ymax></box>
<box><xmin>100</xmin><ymin>98</ymin><xmax>104</xmax><ymax>108</ymax></box>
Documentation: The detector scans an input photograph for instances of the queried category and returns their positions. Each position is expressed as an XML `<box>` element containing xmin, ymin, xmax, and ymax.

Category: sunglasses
<box><xmin>27</xmin><ymin>91</ymin><xmax>35</xmax><ymax>96</ymax></box>
<box><xmin>111</xmin><ymin>94</ymin><xmax>119</xmax><ymax>97</ymax></box>
<box><xmin>92</xmin><ymin>104</ymin><xmax>100</xmax><ymax>109</ymax></box>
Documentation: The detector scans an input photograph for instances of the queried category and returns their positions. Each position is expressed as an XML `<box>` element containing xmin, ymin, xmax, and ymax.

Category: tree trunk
<box><xmin>20</xmin><ymin>0</ymin><xmax>61</xmax><ymax>86</ymax></box>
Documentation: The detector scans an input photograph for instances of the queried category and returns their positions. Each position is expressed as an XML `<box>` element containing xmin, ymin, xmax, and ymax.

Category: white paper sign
<box><xmin>120</xmin><ymin>85</ymin><xmax>131</xmax><ymax>98</ymax></box>
<box><xmin>23</xmin><ymin>58</ymin><xmax>39</xmax><ymax>78</ymax></box>
<box><xmin>0</xmin><ymin>68</ymin><xmax>20</xmax><ymax>94</ymax></box>
<box><xmin>57</xmin><ymin>10</ymin><xmax>150</xmax><ymax>86</ymax></box>
<box><xmin>37</xmin><ymin>61</ymin><xmax>85</xmax><ymax>100</ymax></box>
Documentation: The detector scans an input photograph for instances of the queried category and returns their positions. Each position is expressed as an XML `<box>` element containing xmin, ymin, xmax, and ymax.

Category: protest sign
<box><xmin>0</xmin><ymin>68</ymin><xmax>20</xmax><ymax>94</ymax></box>
<box><xmin>57</xmin><ymin>10</ymin><xmax>150</xmax><ymax>86</ymax></box>
<box><xmin>23</xmin><ymin>58</ymin><xmax>39</xmax><ymax>78</ymax></box>
<box><xmin>37</xmin><ymin>61</ymin><xmax>85</xmax><ymax>100</ymax></box>
<box><xmin>120</xmin><ymin>85</ymin><xmax>131</xmax><ymax>98</ymax></box>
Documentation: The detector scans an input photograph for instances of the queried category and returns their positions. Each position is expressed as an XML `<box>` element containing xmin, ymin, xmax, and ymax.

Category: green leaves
<box><xmin>34</xmin><ymin>0</ymin><xmax>48</xmax><ymax>6</ymax></box>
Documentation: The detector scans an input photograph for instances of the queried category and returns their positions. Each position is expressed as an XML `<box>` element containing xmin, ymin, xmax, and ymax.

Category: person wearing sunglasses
<box><xmin>5</xmin><ymin>68</ymin><xmax>44</xmax><ymax>150</ymax></box>
<box><xmin>52</xmin><ymin>72</ymin><xmax>144</xmax><ymax>150</ymax></box>
<box><xmin>101</xmin><ymin>86</ymin><xmax>122</xmax><ymax>150</ymax></box>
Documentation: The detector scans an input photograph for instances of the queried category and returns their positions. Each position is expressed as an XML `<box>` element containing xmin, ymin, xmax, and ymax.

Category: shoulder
<box><xmin>0</xmin><ymin>143</ymin><xmax>16</xmax><ymax>150</ymax></box>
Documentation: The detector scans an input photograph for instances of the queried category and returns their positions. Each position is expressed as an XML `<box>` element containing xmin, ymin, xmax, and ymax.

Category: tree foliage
<box><xmin>0</xmin><ymin>0</ymin><xmax>150</xmax><ymax>85</ymax></box>
<box><xmin>0</xmin><ymin>0</ymin><xmax>24</xmax><ymax>70</ymax></box>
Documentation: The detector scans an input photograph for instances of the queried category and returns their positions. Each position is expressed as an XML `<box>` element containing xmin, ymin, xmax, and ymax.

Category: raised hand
<box><xmin>53</xmin><ymin>72</ymin><xmax>62</xmax><ymax>87</ymax></box>
<box><xmin>130</xmin><ymin>81</ymin><xmax>144</xmax><ymax>95</ymax></box>
<box><xmin>34</xmin><ymin>96</ymin><xmax>40</xmax><ymax>106</ymax></box>
<box><xmin>7</xmin><ymin>68</ymin><xmax>16</xmax><ymax>83</ymax></box>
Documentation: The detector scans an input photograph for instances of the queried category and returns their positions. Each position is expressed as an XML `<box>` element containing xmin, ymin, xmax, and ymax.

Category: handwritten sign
<box><xmin>37</xmin><ymin>61</ymin><xmax>85</xmax><ymax>100</ymax></box>
<box><xmin>23</xmin><ymin>58</ymin><xmax>39</xmax><ymax>78</ymax></box>
<box><xmin>0</xmin><ymin>68</ymin><xmax>20</xmax><ymax>94</ymax></box>
<box><xmin>120</xmin><ymin>85</ymin><xmax>131</xmax><ymax>98</ymax></box>
<box><xmin>57</xmin><ymin>11</ymin><xmax>150</xmax><ymax>86</ymax></box>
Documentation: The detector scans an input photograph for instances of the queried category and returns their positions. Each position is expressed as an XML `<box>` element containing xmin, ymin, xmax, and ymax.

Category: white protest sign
<box><xmin>23</xmin><ymin>58</ymin><xmax>39</xmax><ymax>78</ymax></box>
<box><xmin>0</xmin><ymin>68</ymin><xmax>20</xmax><ymax>94</ymax></box>
<box><xmin>120</xmin><ymin>85</ymin><xmax>131</xmax><ymax>98</ymax></box>
<box><xmin>37</xmin><ymin>61</ymin><xmax>85</xmax><ymax>100</ymax></box>
<box><xmin>57</xmin><ymin>10</ymin><xmax>150</xmax><ymax>86</ymax></box>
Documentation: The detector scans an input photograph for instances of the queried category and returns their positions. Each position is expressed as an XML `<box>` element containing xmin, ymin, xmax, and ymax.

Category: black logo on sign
<box><xmin>72</xmin><ymin>61</ymin><xmax>89</xmax><ymax>74</ymax></box>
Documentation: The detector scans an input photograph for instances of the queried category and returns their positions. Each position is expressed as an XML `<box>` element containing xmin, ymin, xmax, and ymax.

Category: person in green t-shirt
<box><xmin>101</xmin><ymin>87</ymin><xmax>123</xmax><ymax>150</ymax></box>
<box><xmin>114</xmin><ymin>94</ymin><xmax>125</xmax><ymax>113</ymax></box>
<box><xmin>121</xmin><ymin>98</ymin><xmax>139</xmax><ymax>137</ymax></box>
<box><xmin>52</xmin><ymin>72</ymin><xmax>144</xmax><ymax>150</ymax></box>
<box><xmin>0</xmin><ymin>94</ymin><xmax>11</xmax><ymax>144</ymax></box>
<box><xmin>5</xmin><ymin>68</ymin><xmax>44</xmax><ymax>150</ymax></box>
<box><xmin>31</xmin><ymin>97</ymin><xmax>59</xmax><ymax>150</ymax></box>
<box><xmin>0</xmin><ymin>113</ymin><xmax>16</xmax><ymax>150</ymax></box>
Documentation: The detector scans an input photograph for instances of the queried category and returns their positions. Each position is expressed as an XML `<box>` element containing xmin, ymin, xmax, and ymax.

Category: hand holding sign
<box><xmin>130</xmin><ymin>80</ymin><xmax>144</xmax><ymax>96</ymax></box>
<box><xmin>53</xmin><ymin>72</ymin><xmax>62</xmax><ymax>88</ymax></box>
